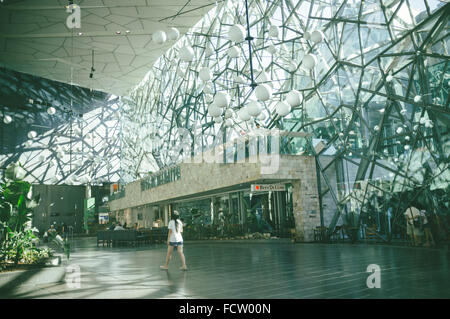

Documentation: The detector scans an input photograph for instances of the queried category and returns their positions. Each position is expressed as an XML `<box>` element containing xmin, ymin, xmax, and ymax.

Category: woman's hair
<box><xmin>172</xmin><ymin>211</ymin><xmax>180</xmax><ymax>232</ymax></box>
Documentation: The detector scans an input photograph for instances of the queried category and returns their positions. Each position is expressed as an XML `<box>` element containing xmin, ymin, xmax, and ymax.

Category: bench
<box><xmin>97</xmin><ymin>230</ymin><xmax>113</xmax><ymax>247</ymax></box>
<box><xmin>97</xmin><ymin>230</ymin><xmax>138</xmax><ymax>247</ymax></box>
<box><xmin>97</xmin><ymin>228</ymin><xmax>169</xmax><ymax>247</ymax></box>
<box><xmin>151</xmin><ymin>227</ymin><xmax>168</xmax><ymax>244</ymax></box>
<box><xmin>111</xmin><ymin>230</ymin><xmax>138</xmax><ymax>246</ymax></box>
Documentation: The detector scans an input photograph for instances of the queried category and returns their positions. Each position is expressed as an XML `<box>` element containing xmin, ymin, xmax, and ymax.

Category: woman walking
<box><xmin>160</xmin><ymin>211</ymin><xmax>188</xmax><ymax>270</ymax></box>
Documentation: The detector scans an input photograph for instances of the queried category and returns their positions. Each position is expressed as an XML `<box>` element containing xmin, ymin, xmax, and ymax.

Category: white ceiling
<box><xmin>0</xmin><ymin>0</ymin><xmax>217</xmax><ymax>96</ymax></box>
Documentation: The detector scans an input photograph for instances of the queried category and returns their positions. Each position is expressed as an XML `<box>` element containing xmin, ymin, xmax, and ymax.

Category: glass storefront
<box><xmin>172</xmin><ymin>184</ymin><xmax>295</xmax><ymax>239</ymax></box>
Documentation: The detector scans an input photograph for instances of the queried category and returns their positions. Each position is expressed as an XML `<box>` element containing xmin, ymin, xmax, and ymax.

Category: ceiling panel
<box><xmin>0</xmin><ymin>0</ymin><xmax>217</xmax><ymax>96</ymax></box>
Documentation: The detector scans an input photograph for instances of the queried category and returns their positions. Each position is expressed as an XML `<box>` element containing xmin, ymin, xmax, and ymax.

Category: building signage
<box><xmin>251</xmin><ymin>184</ymin><xmax>286</xmax><ymax>192</ymax></box>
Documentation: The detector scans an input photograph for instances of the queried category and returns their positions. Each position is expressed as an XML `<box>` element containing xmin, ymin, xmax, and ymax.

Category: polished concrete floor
<box><xmin>0</xmin><ymin>238</ymin><xmax>449</xmax><ymax>299</ymax></box>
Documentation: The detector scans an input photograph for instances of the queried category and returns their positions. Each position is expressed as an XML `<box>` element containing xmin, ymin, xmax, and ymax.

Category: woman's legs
<box><xmin>177</xmin><ymin>246</ymin><xmax>187</xmax><ymax>269</ymax></box>
<box><xmin>424</xmin><ymin>227</ymin><xmax>435</xmax><ymax>246</ymax></box>
<box><xmin>160</xmin><ymin>245</ymin><xmax>174</xmax><ymax>269</ymax></box>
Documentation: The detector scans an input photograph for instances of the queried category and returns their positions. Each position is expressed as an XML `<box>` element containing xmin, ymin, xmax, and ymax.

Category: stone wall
<box><xmin>109</xmin><ymin>155</ymin><xmax>323</xmax><ymax>241</ymax></box>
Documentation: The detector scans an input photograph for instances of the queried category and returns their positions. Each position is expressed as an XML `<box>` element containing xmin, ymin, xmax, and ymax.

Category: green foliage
<box><xmin>0</xmin><ymin>223</ymin><xmax>52</xmax><ymax>265</ymax></box>
<box><xmin>0</xmin><ymin>162</ymin><xmax>61</xmax><ymax>267</ymax></box>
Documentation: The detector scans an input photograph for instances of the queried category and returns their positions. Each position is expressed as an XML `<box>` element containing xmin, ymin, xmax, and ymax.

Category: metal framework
<box><xmin>0</xmin><ymin>68</ymin><xmax>121</xmax><ymax>185</ymax></box>
<box><xmin>119</xmin><ymin>0</ymin><xmax>449</xmax><ymax>238</ymax></box>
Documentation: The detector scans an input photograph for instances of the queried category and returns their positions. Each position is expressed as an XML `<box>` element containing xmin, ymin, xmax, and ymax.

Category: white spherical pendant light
<box><xmin>238</xmin><ymin>108</ymin><xmax>251</xmax><ymax>121</ymax></box>
<box><xmin>286</xmin><ymin>90</ymin><xmax>303</xmax><ymax>107</ymax></box>
<box><xmin>214</xmin><ymin>116</ymin><xmax>223</xmax><ymax>123</ymax></box>
<box><xmin>275</xmin><ymin>101</ymin><xmax>291</xmax><ymax>116</ymax></box>
<box><xmin>205</xmin><ymin>44</ymin><xmax>214</xmax><ymax>57</ymax></box>
<box><xmin>152</xmin><ymin>30</ymin><xmax>167</xmax><ymax>44</ymax></box>
<box><xmin>225</xmin><ymin>119</ymin><xmax>234</xmax><ymax>127</ymax></box>
<box><xmin>255</xmin><ymin>84</ymin><xmax>272</xmax><ymax>102</ymax></box>
<box><xmin>257</xmin><ymin>112</ymin><xmax>267</xmax><ymax>121</ymax></box>
<box><xmin>208</xmin><ymin>103</ymin><xmax>223</xmax><ymax>117</ymax></box>
<box><xmin>28</xmin><ymin>131</ymin><xmax>37</xmax><ymax>139</ymax></box>
<box><xmin>229</xmin><ymin>24</ymin><xmax>246</xmax><ymax>43</ymax></box>
<box><xmin>3</xmin><ymin>115</ymin><xmax>12</xmax><ymax>124</ymax></box>
<box><xmin>47</xmin><ymin>107</ymin><xmax>56</xmax><ymax>115</ymax></box>
<box><xmin>233</xmin><ymin>74</ymin><xmax>245</xmax><ymax>84</ymax></box>
<box><xmin>255</xmin><ymin>70</ymin><xmax>268</xmax><ymax>84</ymax></box>
<box><xmin>269</xmin><ymin>25</ymin><xmax>279</xmax><ymax>38</ymax></box>
<box><xmin>267</xmin><ymin>45</ymin><xmax>277</xmax><ymax>55</ymax></box>
<box><xmin>386</xmin><ymin>74</ymin><xmax>393</xmax><ymax>82</ymax></box>
<box><xmin>203</xmin><ymin>84</ymin><xmax>213</xmax><ymax>94</ymax></box>
<box><xmin>179</xmin><ymin>46</ymin><xmax>195</xmax><ymax>62</ymax></box>
<box><xmin>414</xmin><ymin>95</ymin><xmax>422</xmax><ymax>103</ymax></box>
<box><xmin>302</xmin><ymin>54</ymin><xmax>317</xmax><ymax>70</ymax></box>
<box><xmin>214</xmin><ymin>92</ymin><xmax>230</xmax><ymax>108</ymax></box>
<box><xmin>199</xmin><ymin>67</ymin><xmax>212</xmax><ymax>81</ymax></box>
<box><xmin>287</xmin><ymin>62</ymin><xmax>297</xmax><ymax>73</ymax></box>
<box><xmin>246</xmin><ymin>101</ymin><xmax>262</xmax><ymax>117</ymax></box>
<box><xmin>167</xmin><ymin>27</ymin><xmax>180</xmax><ymax>41</ymax></box>
<box><xmin>310</xmin><ymin>30</ymin><xmax>324</xmax><ymax>43</ymax></box>
<box><xmin>227</xmin><ymin>46</ymin><xmax>240</xmax><ymax>58</ymax></box>
<box><xmin>304</xmin><ymin>31</ymin><xmax>311</xmax><ymax>40</ymax></box>
<box><xmin>224</xmin><ymin>109</ymin><xmax>234</xmax><ymax>119</ymax></box>
<box><xmin>205</xmin><ymin>94</ymin><xmax>214</xmax><ymax>103</ymax></box>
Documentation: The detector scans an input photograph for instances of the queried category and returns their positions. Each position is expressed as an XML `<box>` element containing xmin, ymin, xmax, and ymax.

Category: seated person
<box><xmin>114</xmin><ymin>223</ymin><xmax>125</xmax><ymax>231</ymax></box>
<box><xmin>47</xmin><ymin>225</ymin><xmax>57</xmax><ymax>237</ymax></box>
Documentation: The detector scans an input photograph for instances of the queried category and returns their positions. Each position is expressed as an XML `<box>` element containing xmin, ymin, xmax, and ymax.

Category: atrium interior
<box><xmin>0</xmin><ymin>0</ymin><xmax>449</xmax><ymax>299</ymax></box>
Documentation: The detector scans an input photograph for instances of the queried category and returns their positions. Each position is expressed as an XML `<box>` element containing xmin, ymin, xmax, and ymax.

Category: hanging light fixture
<box><xmin>28</xmin><ymin>131</ymin><xmax>37</xmax><ymax>139</ymax></box>
<box><xmin>227</xmin><ymin>46</ymin><xmax>240</xmax><ymax>58</ymax></box>
<box><xmin>286</xmin><ymin>90</ymin><xmax>303</xmax><ymax>107</ymax></box>
<box><xmin>302</xmin><ymin>54</ymin><xmax>317</xmax><ymax>70</ymax></box>
<box><xmin>275</xmin><ymin>101</ymin><xmax>291</xmax><ymax>116</ymax></box>
<box><xmin>238</xmin><ymin>108</ymin><xmax>251</xmax><ymax>121</ymax></box>
<box><xmin>246</xmin><ymin>101</ymin><xmax>262</xmax><ymax>117</ymax></box>
<box><xmin>310</xmin><ymin>30</ymin><xmax>324</xmax><ymax>43</ymax></box>
<box><xmin>152</xmin><ymin>30</ymin><xmax>167</xmax><ymax>44</ymax></box>
<box><xmin>199</xmin><ymin>67</ymin><xmax>212</xmax><ymax>81</ymax></box>
<box><xmin>224</xmin><ymin>109</ymin><xmax>234</xmax><ymax>119</ymax></box>
<box><xmin>47</xmin><ymin>107</ymin><xmax>56</xmax><ymax>115</ymax></box>
<box><xmin>179</xmin><ymin>45</ymin><xmax>195</xmax><ymax>62</ymax></box>
<box><xmin>228</xmin><ymin>24</ymin><xmax>246</xmax><ymax>43</ymax></box>
<box><xmin>267</xmin><ymin>45</ymin><xmax>277</xmax><ymax>55</ymax></box>
<box><xmin>268</xmin><ymin>25</ymin><xmax>279</xmax><ymax>38</ymax></box>
<box><xmin>167</xmin><ymin>27</ymin><xmax>180</xmax><ymax>41</ymax></box>
<box><xmin>255</xmin><ymin>84</ymin><xmax>272</xmax><ymax>101</ymax></box>
<box><xmin>3</xmin><ymin>115</ymin><xmax>12</xmax><ymax>124</ymax></box>
<box><xmin>204</xmin><ymin>43</ymin><xmax>214</xmax><ymax>57</ymax></box>
<box><xmin>208</xmin><ymin>103</ymin><xmax>223</xmax><ymax>117</ymax></box>
<box><xmin>214</xmin><ymin>92</ymin><xmax>230</xmax><ymax>108</ymax></box>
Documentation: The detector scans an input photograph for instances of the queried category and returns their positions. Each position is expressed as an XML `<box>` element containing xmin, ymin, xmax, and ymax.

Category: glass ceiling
<box><xmin>118</xmin><ymin>0</ymin><xmax>449</xmax><ymax>231</ymax></box>
<box><xmin>0</xmin><ymin>0</ymin><xmax>448</xmax><ymax>233</ymax></box>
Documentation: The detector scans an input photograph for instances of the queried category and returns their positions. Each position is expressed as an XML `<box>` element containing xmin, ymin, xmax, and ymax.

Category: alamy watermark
<box><xmin>66</xmin><ymin>4</ymin><xmax>81</xmax><ymax>29</ymax></box>
<box><xmin>147</xmin><ymin>126</ymin><xmax>281</xmax><ymax>175</ymax></box>
<box><xmin>65</xmin><ymin>264</ymin><xmax>81</xmax><ymax>289</ymax></box>
<box><xmin>366</xmin><ymin>264</ymin><xmax>381</xmax><ymax>288</ymax></box>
